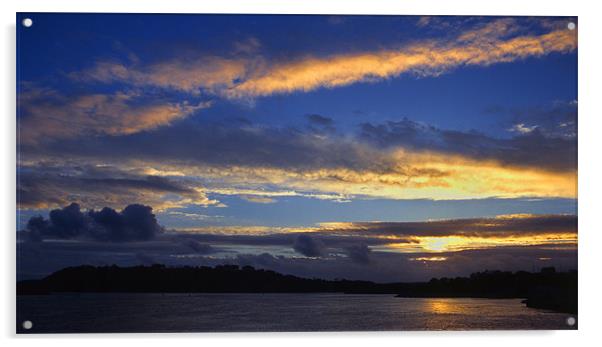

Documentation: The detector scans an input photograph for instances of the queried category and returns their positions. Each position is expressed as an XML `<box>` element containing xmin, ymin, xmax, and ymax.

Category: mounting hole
<box><xmin>567</xmin><ymin>22</ymin><xmax>575</xmax><ymax>30</ymax></box>
<box><xmin>566</xmin><ymin>316</ymin><xmax>576</xmax><ymax>326</ymax></box>
<box><xmin>22</xmin><ymin>320</ymin><xmax>33</xmax><ymax>330</ymax></box>
<box><xmin>22</xmin><ymin>18</ymin><xmax>33</xmax><ymax>28</ymax></box>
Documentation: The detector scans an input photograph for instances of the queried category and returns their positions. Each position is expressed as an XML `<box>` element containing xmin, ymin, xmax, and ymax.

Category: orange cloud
<box><xmin>152</xmin><ymin>148</ymin><xmax>576</xmax><ymax>200</ymax></box>
<box><xmin>18</xmin><ymin>89</ymin><xmax>210</xmax><ymax>143</ymax></box>
<box><xmin>173</xmin><ymin>213</ymin><xmax>577</xmax><ymax>254</ymax></box>
<box><xmin>75</xmin><ymin>19</ymin><xmax>577</xmax><ymax>99</ymax></box>
<box><xmin>386</xmin><ymin>233</ymin><xmax>577</xmax><ymax>253</ymax></box>
<box><xmin>319</xmin><ymin>213</ymin><xmax>578</xmax><ymax>253</ymax></box>
<box><xmin>228</xmin><ymin>26</ymin><xmax>575</xmax><ymax>98</ymax></box>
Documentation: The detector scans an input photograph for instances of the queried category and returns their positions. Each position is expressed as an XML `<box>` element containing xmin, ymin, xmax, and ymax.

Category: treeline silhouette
<box><xmin>17</xmin><ymin>264</ymin><xmax>577</xmax><ymax>313</ymax></box>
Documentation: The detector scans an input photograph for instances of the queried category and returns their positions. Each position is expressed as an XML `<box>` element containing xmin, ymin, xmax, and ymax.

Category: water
<box><xmin>17</xmin><ymin>293</ymin><xmax>575</xmax><ymax>333</ymax></box>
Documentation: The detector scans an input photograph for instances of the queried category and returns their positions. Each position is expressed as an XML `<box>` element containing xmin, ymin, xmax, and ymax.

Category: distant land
<box><xmin>17</xmin><ymin>264</ymin><xmax>577</xmax><ymax>314</ymax></box>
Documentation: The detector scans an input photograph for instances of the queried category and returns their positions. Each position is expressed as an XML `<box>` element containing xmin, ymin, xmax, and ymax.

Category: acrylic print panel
<box><xmin>16</xmin><ymin>13</ymin><xmax>578</xmax><ymax>333</ymax></box>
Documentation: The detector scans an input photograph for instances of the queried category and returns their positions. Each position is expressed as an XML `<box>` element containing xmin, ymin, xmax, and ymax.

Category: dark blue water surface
<box><xmin>17</xmin><ymin>293</ymin><xmax>575</xmax><ymax>333</ymax></box>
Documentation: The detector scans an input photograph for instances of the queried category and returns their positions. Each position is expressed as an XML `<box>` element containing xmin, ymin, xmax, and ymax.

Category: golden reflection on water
<box><xmin>426</xmin><ymin>299</ymin><xmax>461</xmax><ymax>314</ymax></box>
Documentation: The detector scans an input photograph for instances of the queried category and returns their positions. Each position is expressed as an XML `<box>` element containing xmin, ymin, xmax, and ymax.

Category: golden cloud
<box><xmin>75</xmin><ymin>19</ymin><xmax>577</xmax><ymax>99</ymax></box>
<box><xmin>229</xmin><ymin>26</ymin><xmax>575</xmax><ymax>98</ymax></box>
<box><xmin>18</xmin><ymin>89</ymin><xmax>211</xmax><ymax>143</ymax></box>
<box><xmin>19</xmin><ymin>131</ymin><xmax>576</xmax><ymax>211</ymax></box>
<box><xmin>141</xmin><ymin>147</ymin><xmax>575</xmax><ymax>201</ymax></box>
<box><xmin>173</xmin><ymin>213</ymin><xmax>577</xmax><ymax>254</ymax></box>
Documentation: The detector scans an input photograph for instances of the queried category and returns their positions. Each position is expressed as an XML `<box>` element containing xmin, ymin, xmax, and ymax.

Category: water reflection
<box><xmin>426</xmin><ymin>299</ymin><xmax>458</xmax><ymax>314</ymax></box>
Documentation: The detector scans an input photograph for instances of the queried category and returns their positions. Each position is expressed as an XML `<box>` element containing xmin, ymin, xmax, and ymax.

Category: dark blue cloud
<box><xmin>293</xmin><ymin>234</ymin><xmax>325</xmax><ymax>257</ymax></box>
<box><xmin>23</xmin><ymin>203</ymin><xmax>162</xmax><ymax>242</ymax></box>
<box><xmin>344</xmin><ymin>243</ymin><xmax>371</xmax><ymax>264</ymax></box>
<box><xmin>306</xmin><ymin>114</ymin><xmax>335</xmax><ymax>133</ymax></box>
<box><xmin>359</xmin><ymin>116</ymin><xmax>576</xmax><ymax>172</ymax></box>
<box><xmin>181</xmin><ymin>239</ymin><xmax>215</xmax><ymax>254</ymax></box>
<box><xmin>48</xmin><ymin>203</ymin><xmax>88</xmax><ymax>239</ymax></box>
<box><xmin>17</xmin><ymin>165</ymin><xmax>205</xmax><ymax>209</ymax></box>
<box><xmin>16</xmin><ymin>239</ymin><xmax>578</xmax><ymax>282</ymax></box>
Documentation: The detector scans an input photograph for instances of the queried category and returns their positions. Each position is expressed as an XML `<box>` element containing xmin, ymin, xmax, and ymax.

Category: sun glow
<box><xmin>381</xmin><ymin>232</ymin><xmax>577</xmax><ymax>253</ymax></box>
<box><xmin>421</xmin><ymin>237</ymin><xmax>468</xmax><ymax>252</ymax></box>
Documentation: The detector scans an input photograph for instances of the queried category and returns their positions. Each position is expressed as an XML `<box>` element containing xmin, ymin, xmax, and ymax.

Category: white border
<box><xmin>2</xmin><ymin>0</ymin><xmax>601</xmax><ymax>346</ymax></box>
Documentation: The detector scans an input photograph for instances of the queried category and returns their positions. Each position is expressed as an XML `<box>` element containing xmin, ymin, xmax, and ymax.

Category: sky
<box><xmin>16</xmin><ymin>14</ymin><xmax>577</xmax><ymax>282</ymax></box>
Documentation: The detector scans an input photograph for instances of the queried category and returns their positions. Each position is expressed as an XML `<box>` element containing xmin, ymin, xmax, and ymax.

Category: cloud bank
<box><xmin>18</xmin><ymin>202</ymin><xmax>577</xmax><ymax>281</ymax></box>
<box><xmin>18</xmin><ymin>107</ymin><xmax>577</xmax><ymax>210</ymax></box>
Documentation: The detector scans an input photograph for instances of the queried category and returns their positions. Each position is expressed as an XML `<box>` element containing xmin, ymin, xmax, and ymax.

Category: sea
<box><xmin>16</xmin><ymin>293</ymin><xmax>576</xmax><ymax>333</ymax></box>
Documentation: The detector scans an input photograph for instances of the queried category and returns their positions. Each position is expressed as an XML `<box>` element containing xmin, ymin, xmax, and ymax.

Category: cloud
<box><xmin>306</xmin><ymin>114</ymin><xmax>334</xmax><ymax>126</ymax></box>
<box><xmin>293</xmin><ymin>234</ymin><xmax>326</xmax><ymax>257</ymax></box>
<box><xmin>23</xmin><ymin>216</ymin><xmax>48</xmax><ymax>242</ymax></box>
<box><xmin>181</xmin><ymin>239</ymin><xmax>215</xmax><ymax>254</ymax></box>
<box><xmin>359</xmin><ymin>116</ymin><xmax>576</xmax><ymax>173</ymax></box>
<box><xmin>174</xmin><ymin>229</ymin><xmax>411</xmax><ymax>249</ymax></box>
<box><xmin>235</xmin><ymin>19</ymin><xmax>575</xmax><ymax>98</ymax></box>
<box><xmin>172</xmin><ymin>213</ymin><xmax>576</xmax><ymax>255</ymax></box>
<box><xmin>319</xmin><ymin>214</ymin><xmax>577</xmax><ymax>238</ymax></box>
<box><xmin>233</xmin><ymin>37</ymin><xmax>262</xmax><ymax>54</ymax></box>
<box><xmin>166</xmin><ymin>211</ymin><xmax>221</xmax><ymax>221</ymax></box>
<box><xmin>240</xmin><ymin>195</ymin><xmax>277</xmax><ymax>204</ymax></box>
<box><xmin>17</xmin><ymin>164</ymin><xmax>220</xmax><ymax>210</ymax></box>
<box><xmin>306</xmin><ymin>114</ymin><xmax>335</xmax><ymax>133</ymax></box>
<box><xmin>344</xmin><ymin>243</ymin><xmax>371</xmax><ymax>264</ymax></box>
<box><xmin>23</xmin><ymin>203</ymin><xmax>163</xmax><ymax>242</ymax></box>
<box><xmin>416</xmin><ymin>16</ymin><xmax>432</xmax><ymax>28</ymax></box>
<box><xmin>16</xmin><ymin>238</ymin><xmax>578</xmax><ymax>282</ymax></box>
<box><xmin>71</xmin><ymin>19</ymin><xmax>576</xmax><ymax>99</ymax></box>
<box><xmin>509</xmin><ymin>123</ymin><xmax>538</xmax><ymax>134</ymax></box>
<box><xmin>16</xmin><ymin>202</ymin><xmax>577</xmax><ymax>282</ymax></box>
<box><xmin>71</xmin><ymin>58</ymin><xmax>249</xmax><ymax>94</ymax></box>
<box><xmin>505</xmin><ymin>101</ymin><xmax>577</xmax><ymax>139</ymax></box>
<box><xmin>456</xmin><ymin>18</ymin><xmax>520</xmax><ymax>42</ymax></box>
<box><xmin>208</xmin><ymin>187</ymin><xmax>348</xmax><ymax>204</ymax></box>
<box><xmin>16</xmin><ymin>18</ymin><xmax>578</xmax><ymax>206</ymax></box>
<box><xmin>414</xmin><ymin>16</ymin><xmax>472</xmax><ymax>30</ymax></box>
<box><xmin>18</xmin><ymin>88</ymin><xmax>210</xmax><ymax>143</ymax></box>
<box><xmin>21</xmin><ymin>116</ymin><xmax>576</xmax><ymax>203</ymax></box>
<box><xmin>46</xmin><ymin>203</ymin><xmax>88</xmax><ymax>239</ymax></box>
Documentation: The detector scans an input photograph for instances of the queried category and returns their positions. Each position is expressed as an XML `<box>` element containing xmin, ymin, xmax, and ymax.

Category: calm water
<box><xmin>17</xmin><ymin>293</ymin><xmax>575</xmax><ymax>333</ymax></box>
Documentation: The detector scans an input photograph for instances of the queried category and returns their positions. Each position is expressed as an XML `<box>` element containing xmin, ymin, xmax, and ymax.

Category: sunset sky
<box><xmin>17</xmin><ymin>14</ymin><xmax>577</xmax><ymax>281</ymax></box>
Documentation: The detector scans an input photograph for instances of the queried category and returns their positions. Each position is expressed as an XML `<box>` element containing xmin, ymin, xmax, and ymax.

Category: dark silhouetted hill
<box><xmin>17</xmin><ymin>264</ymin><xmax>577</xmax><ymax>313</ymax></box>
<box><xmin>395</xmin><ymin>267</ymin><xmax>577</xmax><ymax>313</ymax></box>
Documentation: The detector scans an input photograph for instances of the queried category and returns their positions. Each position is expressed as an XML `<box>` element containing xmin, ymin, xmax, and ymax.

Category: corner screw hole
<box><xmin>566</xmin><ymin>316</ymin><xmax>576</xmax><ymax>326</ymax></box>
